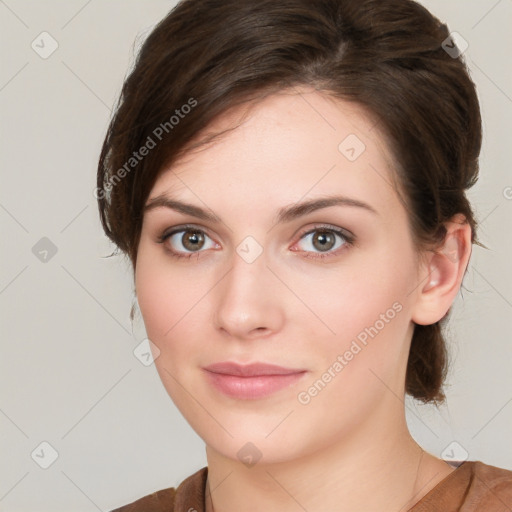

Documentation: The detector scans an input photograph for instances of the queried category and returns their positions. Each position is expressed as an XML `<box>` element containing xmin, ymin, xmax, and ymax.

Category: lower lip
<box><xmin>204</xmin><ymin>370</ymin><xmax>307</xmax><ymax>400</ymax></box>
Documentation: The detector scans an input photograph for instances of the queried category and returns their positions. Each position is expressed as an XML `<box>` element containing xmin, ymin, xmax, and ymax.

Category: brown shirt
<box><xmin>111</xmin><ymin>460</ymin><xmax>512</xmax><ymax>511</ymax></box>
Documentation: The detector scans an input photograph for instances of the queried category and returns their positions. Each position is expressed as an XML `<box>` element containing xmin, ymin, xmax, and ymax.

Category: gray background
<box><xmin>1</xmin><ymin>1</ymin><xmax>511</xmax><ymax>510</ymax></box>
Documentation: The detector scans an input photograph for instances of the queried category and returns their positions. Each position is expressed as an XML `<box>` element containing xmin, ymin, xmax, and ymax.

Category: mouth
<box><xmin>202</xmin><ymin>361</ymin><xmax>308</xmax><ymax>399</ymax></box>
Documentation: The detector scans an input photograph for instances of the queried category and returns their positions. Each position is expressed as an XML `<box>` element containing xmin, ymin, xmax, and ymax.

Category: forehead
<box><xmin>148</xmin><ymin>89</ymin><xmax>402</xmax><ymax>220</ymax></box>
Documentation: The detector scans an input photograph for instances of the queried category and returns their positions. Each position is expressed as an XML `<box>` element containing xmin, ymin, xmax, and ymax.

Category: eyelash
<box><xmin>156</xmin><ymin>223</ymin><xmax>355</xmax><ymax>261</ymax></box>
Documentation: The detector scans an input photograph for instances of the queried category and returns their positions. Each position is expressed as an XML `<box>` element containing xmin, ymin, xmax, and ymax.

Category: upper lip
<box><xmin>203</xmin><ymin>362</ymin><xmax>306</xmax><ymax>377</ymax></box>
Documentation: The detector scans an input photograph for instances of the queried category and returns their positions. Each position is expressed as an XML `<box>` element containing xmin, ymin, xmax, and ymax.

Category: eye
<box><xmin>157</xmin><ymin>223</ymin><xmax>354</xmax><ymax>261</ymax></box>
<box><xmin>292</xmin><ymin>225</ymin><xmax>354</xmax><ymax>260</ymax></box>
<box><xmin>157</xmin><ymin>225</ymin><xmax>218</xmax><ymax>260</ymax></box>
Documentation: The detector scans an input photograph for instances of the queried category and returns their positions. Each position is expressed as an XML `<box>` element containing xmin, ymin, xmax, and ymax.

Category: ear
<box><xmin>411</xmin><ymin>214</ymin><xmax>472</xmax><ymax>326</ymax></box>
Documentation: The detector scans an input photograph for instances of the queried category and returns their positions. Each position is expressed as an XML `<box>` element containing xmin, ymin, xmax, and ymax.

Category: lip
<box><xmin>203</xmin><ymin>361</ymin><xmax>306</xmax><ymax>377</ymax></box>
<box><xmin>202</xmin><ymin>362</ymin><xmax>307</xmax><ymax>400</ymax></box>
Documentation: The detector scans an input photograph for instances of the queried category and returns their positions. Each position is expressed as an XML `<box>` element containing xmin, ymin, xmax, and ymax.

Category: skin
<box><xmin>135</xmin><ymin>88</ymin><xmax>472</xmax><ymax>512</ymax></box>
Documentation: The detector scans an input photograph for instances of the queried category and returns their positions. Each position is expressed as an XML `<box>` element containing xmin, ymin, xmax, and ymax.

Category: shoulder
<box><xmin>110</xmin><ymin>487</ymin><xmax>176</xmax><ymax>512</ymax></box>
<box><xmin>412</xmin><ymin>460</ymin><xmax>512</xmax><ymax>511</ymax></box>
<box><xmin>109</xmin><ymin>466</ymin><xmax>208</xmax><ymax>512</ymax></box>
<box><xmin>468</xmin><ymin>460</ymin><xmax>512</xmax><ymax>509</ymax></box>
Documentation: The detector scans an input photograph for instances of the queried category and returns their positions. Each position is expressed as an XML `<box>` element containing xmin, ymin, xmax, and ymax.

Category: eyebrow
<box><xmin>143</xmin><ymin>194</ymin><xmax>378</xmax><ymax>224</ymax></box>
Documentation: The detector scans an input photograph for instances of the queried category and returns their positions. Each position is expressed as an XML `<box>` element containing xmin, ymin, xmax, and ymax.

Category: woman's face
<box><xmin>135</xmin><ymin>89</ymin><xmax>426</xmax><ymax>465</ymax></box>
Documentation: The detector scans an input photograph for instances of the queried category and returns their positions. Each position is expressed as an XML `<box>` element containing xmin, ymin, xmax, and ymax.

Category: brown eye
<box><xmin>180</xmin><ymin>230</ymin><xmax>206</xmax><ymax>251</ymax></box>
<box><xmin>311</xmin><ymin>230</ymin><xmax>337</xmax><ymax>252</ymax></box>
<box><xmin>299</xmin><ymin>226</ymin><xmax>355</xmax><ymax>258</ymax></box>
<box><xmin>160</xmin><ymin>227</ymin><xmax>218</xmax><ymax>259</ymax></box>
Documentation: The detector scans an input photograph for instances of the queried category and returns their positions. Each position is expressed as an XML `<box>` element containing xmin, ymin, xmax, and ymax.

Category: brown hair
<box><xmin>97</xmin><ymin>0</ymin><xmax>482</xmax><ymax>404</ymax></box>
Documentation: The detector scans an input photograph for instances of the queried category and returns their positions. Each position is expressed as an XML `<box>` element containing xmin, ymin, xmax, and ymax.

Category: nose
<box><xmin>213</xmin><ymin>248</ymin><xmax>285</xmax><ymax>341</ymax></box>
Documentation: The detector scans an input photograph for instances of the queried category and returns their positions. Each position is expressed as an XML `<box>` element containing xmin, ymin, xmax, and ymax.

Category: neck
<box><xmin>204</xmin><ymin>413</ymin><xmax>454</xmax><ymax>512</ymax></box>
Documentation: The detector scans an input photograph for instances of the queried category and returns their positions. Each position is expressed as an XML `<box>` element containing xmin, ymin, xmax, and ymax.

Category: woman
<box><xmin>98</xmin><ymin>0</ymin><xmax>512</xmax><ymax>510</ymax></box>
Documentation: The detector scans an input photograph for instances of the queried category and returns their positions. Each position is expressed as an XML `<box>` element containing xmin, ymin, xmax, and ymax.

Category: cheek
<box><xmin>298</xmin><ymin>249</ymin><xmax>415</xmax><ymax>387</ymax></box>
<box><xmin>135</xmin><ymin>255</ymin><xmax>207</xmax><ymax>405</ymax></box>
<box><xmin>290</xmin><ymin>271</ymin><xmax>412</xmax><ymax>435</ymax></box>
<box><xmin>135</xmin><ymin>250</ymin><xmax>200</xmax><ymax>350</ymax></box>
<box><xmin>298</xmin><ymin>257</ymin><xmax>411</xmax><ymax>338</ymax></box>
<box><xmin>135</xmin><ymin>265</ymin><xmax>171</xmax><ymax>341</ymax></box>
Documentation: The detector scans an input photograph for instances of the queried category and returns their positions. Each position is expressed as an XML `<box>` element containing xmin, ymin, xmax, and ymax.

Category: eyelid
<box><xmin>158</xmin><ymin>223</ymin><xmax>216</xmax><ymax>242</ymax></box>
<box><xmin>158</xmin><ymin>221</ymin><xmax>354</xmax><ymax>239</ymax></box>
<box><xmin>294</xmin><ymin>223</ymin><xmax>354</xmax><ymax>242</ymax></box>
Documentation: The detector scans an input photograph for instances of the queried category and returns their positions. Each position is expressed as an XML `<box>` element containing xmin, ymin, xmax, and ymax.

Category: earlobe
<box><xmin>412</xmin><ymin>215</ymin><xmax>472</xmax><ymax>326</ymax></box>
